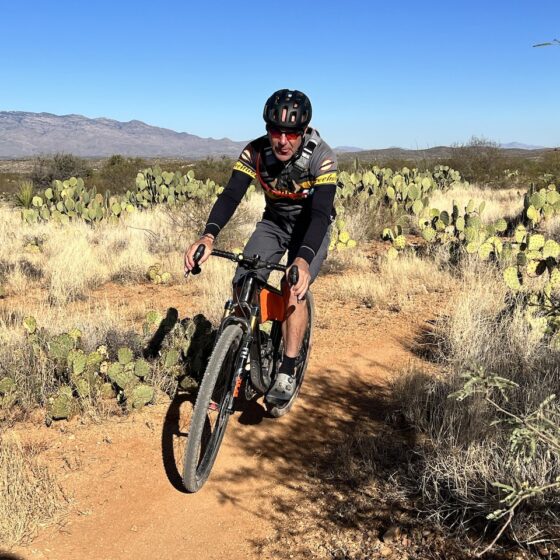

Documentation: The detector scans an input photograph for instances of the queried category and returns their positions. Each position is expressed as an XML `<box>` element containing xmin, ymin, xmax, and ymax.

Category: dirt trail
<box><xmin>10</xmin><ymin>282</ymin><xmax>436</xmax><ymax>560</ymax></box>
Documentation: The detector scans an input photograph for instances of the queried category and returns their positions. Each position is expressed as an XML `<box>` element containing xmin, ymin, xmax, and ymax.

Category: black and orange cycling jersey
<box><xmin>203</xmin><ymin>127</ymin><xmax>338</xmax><ymax>265</ymax></box>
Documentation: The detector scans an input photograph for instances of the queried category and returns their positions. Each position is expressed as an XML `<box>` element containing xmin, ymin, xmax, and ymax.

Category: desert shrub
<box><xmin>0</xmin><ymin>171</ymin><xmax>24</xmax><ymax>197</ymax></box>
<box><xmin>443</xmin><ymin>136</ymin><xmax>507</xmax><ymax>186</ymax></box>
<box><xmin>94</xmin><ymin>154</ymin><xmax>146</xmax><ymax>194</ymax></box>
<box><xmin>189</xmin><ymin>156</ymin><xmax>236</xmax><ymax>187</ymax></box>
<box><xmin>30</xmin><ymin>153</ymin><xmax>92</xmax><ymax>188</ymax></box>
<box><xmin>391</xmin><ymin>260</ymin><xmax>560</xmax><ymax>547</ymax></box>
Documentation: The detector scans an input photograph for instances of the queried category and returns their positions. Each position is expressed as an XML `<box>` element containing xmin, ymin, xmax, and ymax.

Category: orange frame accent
<box><xmin>233</xmin><ymin>376</ymin><xmax>243</xmax><ymax>398</ymax></box>
<box><xmin>259</xmin><ymin>288</ymin><xmax>285</xmax><ymax>323</ymax></box>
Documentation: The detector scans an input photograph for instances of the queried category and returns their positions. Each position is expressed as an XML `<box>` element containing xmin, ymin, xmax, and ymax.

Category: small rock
<box><xmin>130</xmin><ymin>525</ymin><xmax>138</xmax><ymax>532</ymax></box>
<box><xmin>379</xmin><ymin>544</ymin><xmax>393</xmax><ymax>557</ymax></box>
<box><xmin>383</xmin><ymin>525</ymin><xmax>401</xmax><ymax>542</ymax></box>
<box><xmin>422</xmin><ymin>529</ymin><xmax>432</xmax><ymax>537</ymax></box>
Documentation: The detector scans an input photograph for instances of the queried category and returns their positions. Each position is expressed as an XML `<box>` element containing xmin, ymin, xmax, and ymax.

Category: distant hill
<box><xmin>333</xmin><ymin>146</ymin><xmax>365</xmax><ymax>153</ymax></box>
<box><xmin>336</xmin><ymin>145</ymin><xmax>552</xmax><ymax>163</ymax></box>
<box><xmin>0</xmin><ymin>112</ymin><xmax>246</xmax><ymax>158</ymax></box>
<box><xmin>500</xmin><ymin>142</ymin><xmax>546</xmax><ymax>150</ymax></box>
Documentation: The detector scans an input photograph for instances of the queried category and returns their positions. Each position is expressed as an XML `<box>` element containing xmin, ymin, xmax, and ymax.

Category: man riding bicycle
<box><xmin>184</xmin><ymin>89</ymin><xmax>338</xmax><ymax>403</ymax></box>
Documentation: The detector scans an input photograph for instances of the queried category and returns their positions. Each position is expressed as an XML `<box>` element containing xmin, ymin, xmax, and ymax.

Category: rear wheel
<box><xmin>182</xmin><ymin>324</ymin><xmax>243</xmax><ymax>492</ymax></box>
<box><xmin>267</xmin><ymin>292</ymin><xmax>314</xmax><ymax>418</ymax></box>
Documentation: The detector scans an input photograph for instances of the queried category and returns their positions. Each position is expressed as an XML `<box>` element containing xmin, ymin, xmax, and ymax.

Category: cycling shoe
<box><xmin>266</xmin><ymin>373</ymin><xmax>295</xmax><ymax>403</ymax></box>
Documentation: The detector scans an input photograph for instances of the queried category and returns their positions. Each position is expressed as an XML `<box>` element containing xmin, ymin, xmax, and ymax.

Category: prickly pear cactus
<box><xmin>147</xmin><ymin>264</ymin><xmax>173</xmax><ymax>285</ymax></box>
<box><xmin>127</xmin><ymin>384</ymin><xmax>154</xmax><ymax>410</ymax></box>
<box><xmin>47</xmin><ymin>386</ymin><xmax>77</xmax><ymax>421</ymax></box>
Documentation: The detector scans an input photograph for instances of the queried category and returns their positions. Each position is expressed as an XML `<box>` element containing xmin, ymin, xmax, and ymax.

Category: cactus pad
<box><xmin>504</xmin><ymin>266</ymin><xmax>522</xmax><ymax>291</ymax></box>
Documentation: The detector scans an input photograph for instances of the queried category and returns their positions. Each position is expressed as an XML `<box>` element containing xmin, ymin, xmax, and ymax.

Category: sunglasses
<box><xmin>267</xmin><ymin>126</ymin><xmax>303</xmax><ymax>142</ymax></box>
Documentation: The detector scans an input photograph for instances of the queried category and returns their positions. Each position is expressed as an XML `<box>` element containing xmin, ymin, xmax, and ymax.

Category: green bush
<box><xmin>94</xmin><ymin>154</ymin><xmax>147</xmax><ymax>195</ymax></box>
<box><xmin>30</xmin><ymin>153</ymin><xmax>92</xmax><ymax>188</ymax></box>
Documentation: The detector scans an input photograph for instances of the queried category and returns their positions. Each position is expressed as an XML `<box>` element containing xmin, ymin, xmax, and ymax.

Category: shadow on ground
<box><xmin>0</xmin><ymin>552</ymin><xmax>27</xmax><ymax>560</ymax></box>
<box><xmin>210</xmin><ymin>354</ymin><xmax>431</xmax><ymax>558</ymax></box>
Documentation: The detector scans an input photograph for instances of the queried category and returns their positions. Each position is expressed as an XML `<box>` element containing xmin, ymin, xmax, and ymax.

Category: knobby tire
<box><xmin>182</xmin><ymin>324</ymin><xmax>243</xmax><ymax>492</ymax></box>
<box><xmin>267</xmin><ymin>291</ymin><xmax>315</xmax><ymax>418</ymax></box>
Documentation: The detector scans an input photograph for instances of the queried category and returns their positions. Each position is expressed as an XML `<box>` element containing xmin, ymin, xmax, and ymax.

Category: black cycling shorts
<box><xmin>232</xmin><ymin>218</ymin><xmax>331</xmax><ymax>286</ymax></box>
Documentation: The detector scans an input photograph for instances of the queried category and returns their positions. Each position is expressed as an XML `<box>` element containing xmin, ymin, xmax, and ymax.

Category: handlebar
<box><xmin>188</xmin><ymin>245</ymin><xmax>299</xmax><ymax>285</ymax></box>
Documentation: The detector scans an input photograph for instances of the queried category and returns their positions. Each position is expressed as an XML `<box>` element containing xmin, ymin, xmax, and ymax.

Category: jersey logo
<box><xmin>315</xmin><ymin>172</ymin><xmax>338</xmax><ymax>185</ymax></box>
<box><xmin>319</xmin><ymin>159</ymin><xmax>335</xmax><ymax>172</ymax></box>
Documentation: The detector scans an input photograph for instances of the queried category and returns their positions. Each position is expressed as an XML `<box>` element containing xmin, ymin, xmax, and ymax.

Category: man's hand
<box><xmin>287</xmin><ymin>257</ymin><xmax>311</xmax><ymax>300</ymax></box>
<box><xmin>184</xmin><ymin>235</ymin><xmax>214</xmax><ymax>276</ymax></box>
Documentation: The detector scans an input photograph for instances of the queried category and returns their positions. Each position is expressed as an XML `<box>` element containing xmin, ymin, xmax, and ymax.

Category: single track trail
<box><xmin>10</xmin><ymin>277</ymin><xmax>438</xmax><ymax>560</ymax></box>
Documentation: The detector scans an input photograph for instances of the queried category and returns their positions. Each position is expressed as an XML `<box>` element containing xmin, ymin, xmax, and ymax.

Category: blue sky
<box><xmin>1</xmin><ymin>0</ymin><xmax>559</xmax><ymax>149</ymax></box>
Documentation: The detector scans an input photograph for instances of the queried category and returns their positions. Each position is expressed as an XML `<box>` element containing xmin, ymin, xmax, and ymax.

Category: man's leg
<box><xmin>231</xmin><ymin>219</ymin><xmax>286</xmax><ymax>288</ymax></box>
<box><xmin>267</xmin><ymin>225</ymin><xmax>331</xmax><ymax>402</ymax></box>
<box><xmin>281</xmin><ymin>281</ymin><xmax>307</xmax><ymax>358</ymax></box>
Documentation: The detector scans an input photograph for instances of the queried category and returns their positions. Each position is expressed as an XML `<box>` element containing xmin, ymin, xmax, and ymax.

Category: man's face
<box><xmin>267</xmin><ymin>126</ymin><xmax>305</xmax><ymax>162</ymax></box>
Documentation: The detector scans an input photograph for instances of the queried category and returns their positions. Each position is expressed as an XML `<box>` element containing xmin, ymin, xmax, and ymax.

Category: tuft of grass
<box><xmin>0</xmin><ymin>432</ymin><xmax>67</xmax><ymax>546</ymax></box>
<box><xmin>13</xmin><ymin>180</ymin><xmax>35</xmax><ymax>209</ymax></box>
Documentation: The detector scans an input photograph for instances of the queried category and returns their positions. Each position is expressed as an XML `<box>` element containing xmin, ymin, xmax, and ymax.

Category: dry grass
<box><xmin>542</xmin><ymin>215</ymin><xmax>560</xmax><ymax>241</ymax></box>
<box><xmin>0</xmin><ymin>432</ymin><xmax>67</xmax><ymax>546</ymax></box>
<box><xmin>430</xmin><ymin>184</ymin><xmax>526</xmax><ymax>224</ymax></box>
<box><xmin>391</xmin><ymin>257</ymin><xmax>560</xmax><ymax>541</ymax></box>
<box><xmin>330</xmin><ymin>249</ymin><xmax>453</xmax><ymax>311</ymax></box>
<box><xmin>0</xmin><ymin>193</ymin><xmax>265</xmax><ymax>306</ymax></box>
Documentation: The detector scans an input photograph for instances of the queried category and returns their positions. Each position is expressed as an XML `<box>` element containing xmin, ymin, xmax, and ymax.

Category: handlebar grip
<box><xmin>194</xmin><ymin>244</ymin><xmax>205</xmax><ymax>262</ymax></box>
<box><xmin>288</xmin><ymin>265</ymin><xmax>299</xmax><ymax>286</ymax></box>
<box><xmin>185</xmin><ymin>244</ymin><xmax>206</xmax><ymax>278</ymax></box>
<box><xmin>191</xmin><ymin>244</ymin><xmax>205</xmax><ymax>275</ymax></box>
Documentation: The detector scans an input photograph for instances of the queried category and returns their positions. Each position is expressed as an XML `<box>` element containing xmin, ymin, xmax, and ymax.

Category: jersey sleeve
<box><xmin>295</xmin><ymin>143</ymin><xmax>338</xmax><ymax>264</ymax></box>
<box><xmin>202</xmin><ymin>143</ymin><xmax>256</xmax><ymax>237</ymax></box>
<box><xmin>309</xmin><ymin>141</ymin><xmax>338</xmax><ymax>188</ymax></box>
<box><xmin>231</xmin><ymin>144</ymin><xmax>257</xmax><ymax>180</ymax></box>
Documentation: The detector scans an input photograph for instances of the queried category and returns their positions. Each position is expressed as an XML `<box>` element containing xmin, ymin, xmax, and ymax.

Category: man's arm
<box><xmin>184</xmin><ymin>164</ymin><xmax>253</xmax><ymax>274</ymax></box>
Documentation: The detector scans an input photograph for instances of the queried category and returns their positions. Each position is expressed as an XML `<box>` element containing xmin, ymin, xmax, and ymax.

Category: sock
<box><xmin>279</xmin><ymin>355</ymin><xmax>296</xmax><ymax>377</ymax></box>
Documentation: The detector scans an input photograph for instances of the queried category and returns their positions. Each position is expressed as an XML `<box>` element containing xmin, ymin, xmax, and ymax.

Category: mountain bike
<box><xmin>182</xmin><ymin>245</ymin><xmax>314</xmax><ymax>493</ymax></box>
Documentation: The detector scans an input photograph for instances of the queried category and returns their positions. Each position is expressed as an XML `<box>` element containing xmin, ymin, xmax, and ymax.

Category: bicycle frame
<box><xmin>216</xmin><ymin>272</ymin><xmax>285</xmax><ymax>412</ymax></box>
<box><xmin>182</xmin><ymin>247</ymin><xmax>308</xmax><ymax>492</ymax></box>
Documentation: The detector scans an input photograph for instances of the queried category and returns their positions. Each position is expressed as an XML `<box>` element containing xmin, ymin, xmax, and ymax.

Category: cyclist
<box><xmin>184</xmin><ymin>89</ymin><xmax>338</xmax><ymax>403</ymax></box>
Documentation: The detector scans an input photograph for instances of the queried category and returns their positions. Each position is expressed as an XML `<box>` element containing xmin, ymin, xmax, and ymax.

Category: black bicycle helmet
<box><xmin>263</xmin><ymin>89</ymin><xmax>312</xmax><ymax>131</ymax></box>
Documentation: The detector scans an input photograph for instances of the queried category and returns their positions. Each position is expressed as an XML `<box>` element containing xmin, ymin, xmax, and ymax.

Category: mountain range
<box><xmin>0</xmin><ymin>112</ymin><xmax>246</xmax><ymax>158</ymax></box>
<box><xmin>0</xmin><ymin>111</ymin><xmax>551</xmax><ymax>159</ymax></box>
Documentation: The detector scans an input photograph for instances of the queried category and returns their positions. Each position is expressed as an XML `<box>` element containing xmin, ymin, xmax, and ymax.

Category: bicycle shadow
<box><xmin>160</xmin><ymin>392</ymin><xmax>195</xmax><ymax>493</ymax></box>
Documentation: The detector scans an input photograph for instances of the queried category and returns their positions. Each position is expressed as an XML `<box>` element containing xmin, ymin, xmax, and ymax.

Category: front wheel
<box><xmin>182</xmin><ymin>324</ymin><xmax>243</xmax><ymax>492</ymax></box>
<box><xmin>267</xmin><ymin>291</ymin><xmax>314</xmax><ymax>418</ymax></box>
